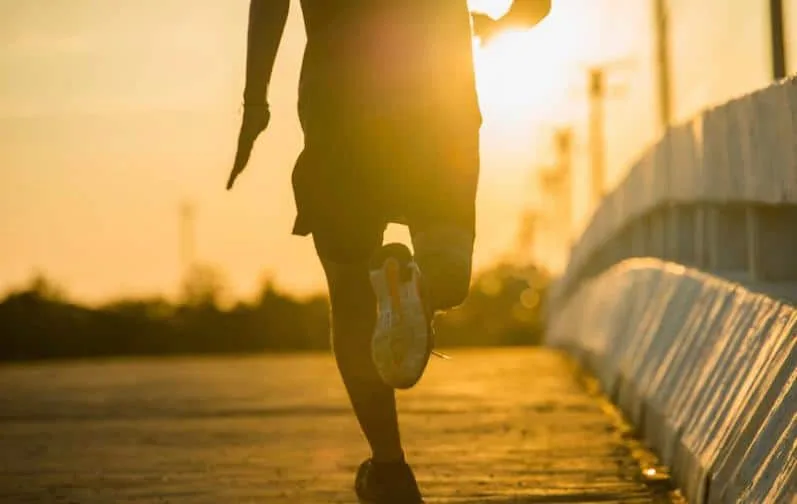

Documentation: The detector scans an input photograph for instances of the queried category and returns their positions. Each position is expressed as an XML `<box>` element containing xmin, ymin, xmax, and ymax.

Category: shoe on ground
<box><xmin>355</xmin><ymin>458</ymin><xmax>424</xmax><ymax>504</ymax></box>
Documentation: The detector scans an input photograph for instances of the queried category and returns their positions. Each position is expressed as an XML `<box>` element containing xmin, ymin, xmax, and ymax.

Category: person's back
<box><xmin>297</xmin><ymin>1</ymin><xmax>480</xmax><ymax>123</ymax></box>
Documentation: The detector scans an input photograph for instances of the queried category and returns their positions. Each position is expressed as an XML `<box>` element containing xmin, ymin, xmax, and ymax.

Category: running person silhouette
<box><xmin>227</xmin><ymin>1</ymin><xmax>550</xmax><ymax>502</ymax></box>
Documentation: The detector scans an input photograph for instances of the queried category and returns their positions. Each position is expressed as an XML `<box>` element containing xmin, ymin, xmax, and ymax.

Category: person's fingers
<box><xmin>226</xmin><ymin>161</ymin><xmax>242</xmax><ymax>190</ymax></box>
<box><xmin>226</xmin><ymin>170</ymin><xmax>238</xmax><ymax>190</ymax></box>
<box><xmin>226</xmin><ymin>133</ymin><xmax>256</xmax><ymax>190</ymax></box>
<box><xmin>226</xmin><ymin>158</ymin><xmax>245</xmax><ymax>190</ymax></box>
<box><xmin>226</xmin><ymin>109</ymin><xmax>269</xmax><ymax>190</ymax></box>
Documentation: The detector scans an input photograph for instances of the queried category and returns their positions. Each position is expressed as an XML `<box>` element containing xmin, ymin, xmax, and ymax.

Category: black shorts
<box><xmin>292</xmin><ymin>117</ymin><xmax>480</xmax><ymax>265</ymax></box>
<box><xmin>313</xmin><ymin>218</ymin><xmax>476</xmax><ymax>310</ymax></box>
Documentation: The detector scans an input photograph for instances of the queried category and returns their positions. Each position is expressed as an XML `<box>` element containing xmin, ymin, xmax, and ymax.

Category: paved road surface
<box><xmin>0</xmin><ymin>348</ymin><xmax>682</xmax><ymax>503</ymax></box>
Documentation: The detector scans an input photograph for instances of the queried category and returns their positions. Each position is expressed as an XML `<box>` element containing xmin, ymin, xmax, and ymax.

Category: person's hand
<box><xmin>471</xmin><ymin>12</ymin><xmax>503</xmax><ymax>46</ymax></box>
<box><xmin>226</xmin><ymin>104</ymin><xmax>270</xmax><ymax>190</ymax></box>
<box><xmin>472</xmin><ymin>0</ymin><xmax>552</xmax><ymax>46</ymax></box>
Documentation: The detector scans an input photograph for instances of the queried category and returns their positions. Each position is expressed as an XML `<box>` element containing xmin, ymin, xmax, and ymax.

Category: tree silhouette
<box><xmin>0</xmin><ymin>262</ymin><xmax>549</xmax><ymax>362</ymax></box>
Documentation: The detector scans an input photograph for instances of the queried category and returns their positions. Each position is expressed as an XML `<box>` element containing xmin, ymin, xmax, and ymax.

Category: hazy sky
<box><xmin>1</xmin><ymin>0</ymin><xmax>792</xmax><ymax>303</ymax></box>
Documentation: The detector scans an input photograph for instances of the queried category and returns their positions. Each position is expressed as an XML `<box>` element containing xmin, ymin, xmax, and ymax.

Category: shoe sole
<box><xmin>372</xmin><ymin>259</ymin><xmax>433</xmax><ymax>390</ymax></box>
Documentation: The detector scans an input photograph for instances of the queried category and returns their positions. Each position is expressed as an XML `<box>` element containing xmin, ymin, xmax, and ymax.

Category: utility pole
<box><xmin>588</xmin><ymin>68</ymin><xmax>607</xmax><ymax>207</ymax></box>
<box><xmin>538</xmin><ymin>128</ymin><xmax>574</xmax><ymax>243</ymax></box>
<box><xmin>769</xmin><ymin>0</ymin><xmax>787</xmax><ymax>79</ymax></box>
<box><xmin>554</xmin><ymin>128</ymin><xmax>574</xmax><ymax>244</ymax></box>
<box><xmin>535</xmin><ymin>127</ymin><xmax>574</xmax><ymax>271</ymax></box>
<box><xmin>582</xmin><ymin>61</ymin><xmax>630</xmax><ymax>209</ymax></box>
<box><xmin>653</xmin><ymin>0</ymin><xmax>672</xmax><ymax>130</ymax></box>
<box><xmin>179</xmin><ymin>201</ymin><xmax>196</xmax><ymax>279</ymax></box>
<box><xmin>515</xmin><ymin>209</ymin><xmax>538</xmax><ymax>265</ymax></box>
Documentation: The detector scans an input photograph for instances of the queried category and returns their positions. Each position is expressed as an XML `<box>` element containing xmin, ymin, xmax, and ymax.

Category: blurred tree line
<box><xmin>0</xmin><ymin>262</ymin><xmax>550</xmax><ymax>362</ymax></box>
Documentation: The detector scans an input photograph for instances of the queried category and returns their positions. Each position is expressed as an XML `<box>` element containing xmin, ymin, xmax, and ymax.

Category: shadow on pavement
<box><xmin>450</xmin><ymin>493</ymin><xmax>669</xmax><ymax>503</ymax></box>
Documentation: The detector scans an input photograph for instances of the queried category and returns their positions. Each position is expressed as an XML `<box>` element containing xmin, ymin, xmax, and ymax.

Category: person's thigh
<box><xmin>312</xmin><ymin>218</ymin><xmax>386</xmax><ymax>266</ymax></box>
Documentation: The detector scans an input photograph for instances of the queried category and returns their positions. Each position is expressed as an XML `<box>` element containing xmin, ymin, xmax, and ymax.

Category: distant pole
<box><xmin>588</xmin><ymin>68</ymin><xmax>606</xmax><ymax>208</ymax></box>
<box><xmin>554</xmin><ymin>128</ymin><xmax>574</xmax><ymax>244</ymax></box>
<box><xmin>179</xmin><ymin>201</ymin><xmax>196</xmax><ymax>277</ymax></box>
<box><xmin>653</xmin><ymin>0</ymin><xmax>672</xmax><ymax>130</ymax></box>
<box><xmin>769</xmin><ymin>0</ymin><xmax>787</xmax><ymax>79</ymax></box>
<box><xmin>516</xmin><ymin>209</ymin><xmax>538</xmax><ymax>265</ymax></box>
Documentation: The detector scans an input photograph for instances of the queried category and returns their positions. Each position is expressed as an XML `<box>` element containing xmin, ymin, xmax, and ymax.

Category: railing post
<box><xmin>708</xmin><ymin>204</ymin><xmax>749</xmax><ymax>276</ymax></box>
<box><xmin>631</xmin><ymin>218</ymin><xmax>648</xmax><ymax>258</ymax></box>
<box><xmin>746</xmin><ymin>206</ymin><xmax>759</xmax><ymax>280</ymax></box>
<box><xmin>667</xmin><ymin>204</ymin><xmax>697</xmax><ymax>266</ymax></box>
<box><xmin>748</xmin><ymin>205</ymin><xmax>797</xmax><ymax>281</ymax></box>
<box><xmin>695</xmin><ymin>205</ymin><xmax>709</xmax><ymax>269</ymax></box>
<box><xmin>650</xmin><ymin>209</ymin><xmax>667</xmax><ymax>259</ymax></box>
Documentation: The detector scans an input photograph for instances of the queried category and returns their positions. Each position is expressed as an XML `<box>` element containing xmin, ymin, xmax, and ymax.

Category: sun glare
<box><xmin>471</xmin><ymin>3</ymin><xmax>573</xmax><ymax>127</ymax></box>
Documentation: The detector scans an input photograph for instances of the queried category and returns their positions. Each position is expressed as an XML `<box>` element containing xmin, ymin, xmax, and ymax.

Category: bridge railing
<box><xmin>552</xmin><ymin>75</ymin><xmax>797</xmax><ymax>307</ymax></box>
<box><xmin>545</xmin><ymin>76</ymin><xmax>797</xmax><ymax>504</ymax></box>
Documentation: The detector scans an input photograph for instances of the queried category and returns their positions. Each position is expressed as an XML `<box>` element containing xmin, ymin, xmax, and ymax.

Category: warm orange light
<box><xmin>471</xmin><ymin>4</ymin><xmax>572</xmax><ymax>128</ymax></box>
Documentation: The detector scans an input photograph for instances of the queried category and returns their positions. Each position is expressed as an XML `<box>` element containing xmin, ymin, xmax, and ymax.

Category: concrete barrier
<box><xmin>547</xmin><ymin>259</ymin><xmax>796</xmax><ymax>504</ymax></box>
<box><xmin>552</xmin><ymin>76</ymin><xmax>797</xmax><ymax>305</ymax></box>
<box><xmin>547</xmin><ymin>73</ymin><xmax>797</xmax><ymax>503</ymax></box>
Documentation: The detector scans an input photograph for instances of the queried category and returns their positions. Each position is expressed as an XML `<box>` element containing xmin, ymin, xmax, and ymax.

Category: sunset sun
<box><xmin>471</xmin><ymin>6</ymin><xmax>570</xmax><ymax>127</ymax></box>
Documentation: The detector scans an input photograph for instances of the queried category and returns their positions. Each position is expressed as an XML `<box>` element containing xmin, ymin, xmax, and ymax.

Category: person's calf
<box><xmin>320</xmin><ymin>258</ymin><xmax>406</xmax><ymax>463</ymax></box>
<box><xmin>322</xmin><ymin>259</ymin><xmax>378</xmax><ymax>379</ymax></box>
<box><xmin>411</xmin><ymin>226</ymin><xmax>474</xmax><ymax>312</ymax></box>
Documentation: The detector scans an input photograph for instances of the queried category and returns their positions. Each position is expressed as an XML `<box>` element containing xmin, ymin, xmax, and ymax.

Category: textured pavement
<box><xmin>0</xmin><ymin>348</ymin><xmax>683</xmax><ymax>503</ymax></box>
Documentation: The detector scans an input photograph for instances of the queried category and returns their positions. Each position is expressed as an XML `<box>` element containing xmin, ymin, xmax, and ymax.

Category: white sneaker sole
<box><xmin>370</xmin><ymin>258</ymin><xmax>432</xmax><ymax>389</ymax></box>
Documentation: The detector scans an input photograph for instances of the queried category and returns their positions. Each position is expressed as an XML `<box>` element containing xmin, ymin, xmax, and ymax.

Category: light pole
<box><xmin>179</xmin><ymin>201</ymin><xmax>196</xmax><ymax>279</ymax></box>
<box><xmin>515</xmin><ymin>208</ymin><xmax>539</xmax><ymax>265</ymax></box>
<box><xmin>653</xmin><ymin>0</ymin><xmax>672</xmax><ymax>130</ymax></box>
<box><xmin>588</xmin><ymin>68</ymin><xmax>607</xmax><ymax>207</ymax></box>
<box><xmin>537</xmin><ymin>127</ymin><xmax>575</xmax><ymax>265</ymax></box>
<box><xmin>769</xmin><ymin>0</ymin><xmax>787</xmax><ymax>79</ymax></box>
<box><xmin>575</xmin><ymin>59</ymin><xmax>631</xmax><ymax>210</ymax></box>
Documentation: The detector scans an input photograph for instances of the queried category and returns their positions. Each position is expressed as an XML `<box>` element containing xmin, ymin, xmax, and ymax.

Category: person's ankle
<box><xmin>371</xmin><ymin>451</ymin><xmax>405</xmax><ymax>465</ymax></box>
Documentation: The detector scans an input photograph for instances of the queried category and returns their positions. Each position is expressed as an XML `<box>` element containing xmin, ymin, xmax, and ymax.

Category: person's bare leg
<box><xmin>411</xmin><ymin>225</ymin><xmax>475</xmax><ymax>312</ymax></box>
<box><xmin>321</xmin><ymin>258</ymin><xmax>405</xmax><ymax>463</ymax></box>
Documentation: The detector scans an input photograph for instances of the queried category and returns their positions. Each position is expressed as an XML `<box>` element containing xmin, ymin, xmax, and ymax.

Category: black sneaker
<box><xmin>354</xmin><ymin>459</ymin><xmax>424</xmax><ymax>503</ymax></box>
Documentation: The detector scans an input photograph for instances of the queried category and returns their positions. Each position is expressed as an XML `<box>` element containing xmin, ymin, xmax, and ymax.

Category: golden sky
<box><xmin>0</xmin><ymin>0</ymin><xmax>790</xmax><ymax>303</ymax></box>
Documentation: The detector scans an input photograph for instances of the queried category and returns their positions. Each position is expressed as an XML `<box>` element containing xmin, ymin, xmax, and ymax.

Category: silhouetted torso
<box><xmin>297</xmin><ymin>0</ymin><xmax>480</xmax><ymax>131</ymax></box>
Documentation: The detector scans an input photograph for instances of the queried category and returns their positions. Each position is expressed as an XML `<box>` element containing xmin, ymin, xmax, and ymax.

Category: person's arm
<box><xmin>242</xmin><ymin>0</ymin><xmax>290</xmax><ymax>106</ymax></box>
<box><xmin>226</xmin><ymin>0</ymin><xmax>290</xmax><ymax>190</ymax></box>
